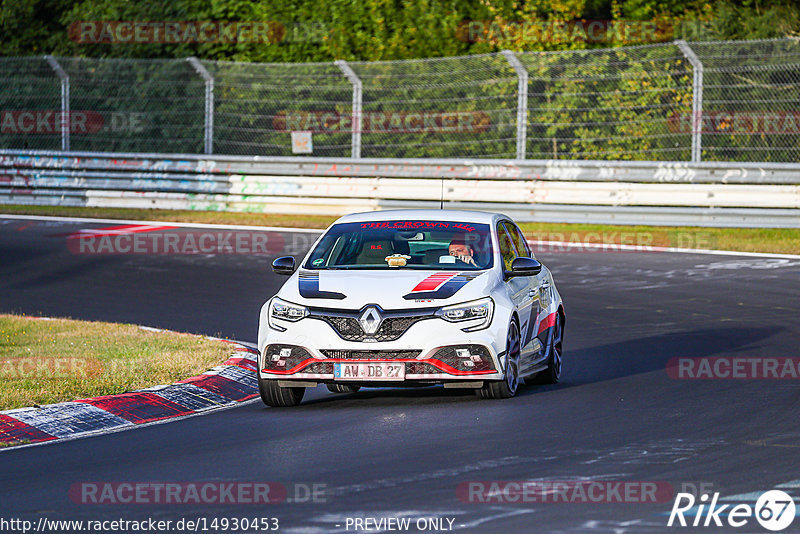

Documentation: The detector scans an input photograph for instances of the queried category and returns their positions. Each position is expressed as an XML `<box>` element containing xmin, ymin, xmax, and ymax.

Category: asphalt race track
<box><xmin>1</xmin><ymin>215</ymin><xmax>800</xmax><ymax>533</ymax></box>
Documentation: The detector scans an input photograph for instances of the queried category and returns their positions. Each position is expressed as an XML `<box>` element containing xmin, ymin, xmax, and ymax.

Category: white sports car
<box><xmin>257</xmin><ymin>209</ymin><xmax>564</xmax><ymax>407</ymax></box>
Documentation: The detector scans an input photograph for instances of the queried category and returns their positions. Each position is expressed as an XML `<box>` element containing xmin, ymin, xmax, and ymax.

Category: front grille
<box><xmin>310</xmin><ymin>307</ymin><xmax>434</xmax><ymax>342</ymax></box>
<box><xmin>319</xmin><ymin>316</ymin><xmax>362</xmax><ymax>340</ymax></box>
<box><xmin>305</xmin><ymin>362</ymin><xmax>333</xmax><ymax>374</ymax></box>
<box><xmin>320</xmin><ymin>349</ymin><xmax>421</xmax><ymax>360</ymax></box>
<box><xmin>378</xmin><ymin>316</ymin><xmax>428</xmax><ymax>341</ymax></box>
<box><xmin>406</xmin><ymin>362</ymin><xmax>443</xmax><ymax>374</ymax></box>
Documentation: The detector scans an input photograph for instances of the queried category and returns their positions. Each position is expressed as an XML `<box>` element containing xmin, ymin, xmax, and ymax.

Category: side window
<box><xmin>497</xmin><ymin>224</ymin><xmax>516</xmax><ymax>271</ymax></box>
<box><xmin>505</xmin><ymin>222</ymin><xmax>532</xmax><ymax>258</ymax></box>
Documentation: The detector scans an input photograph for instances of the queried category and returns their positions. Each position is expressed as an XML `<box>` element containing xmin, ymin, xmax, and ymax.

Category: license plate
<box><xmin>334</xmin><ymin>362</ymin><xmax>405</xmax><ymax>381</ymax></box>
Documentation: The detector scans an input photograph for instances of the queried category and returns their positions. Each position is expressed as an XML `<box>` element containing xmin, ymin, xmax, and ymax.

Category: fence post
<box><xmin>335</xmin><ymin>60</ymin><xmax>362</xmax><ymax>159</ymax></box>
<box><xmin>44</xmin><ymin>56</ymin><xmax>69</xmax><ymax>151</ymax></box>
<box><xmin>187</xmin><ymin>57</ymin><xmax>214</xmax><ymax>155</ymax></box>
<box><xmin>502</xmin><ymin>50</ymin><xmax>528</xmax><ymax>160</ymax></box>
<box><xmin>675</xmin><ymin>40</ymin><xmax>704</xmax><ymax>163</ymax></box>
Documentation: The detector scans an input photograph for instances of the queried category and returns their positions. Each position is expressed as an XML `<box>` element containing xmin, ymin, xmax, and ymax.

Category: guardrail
<box><xmin>2</xmin><ymin>150</ymin><xmax>799</xmax><ymax>228</ymax></box>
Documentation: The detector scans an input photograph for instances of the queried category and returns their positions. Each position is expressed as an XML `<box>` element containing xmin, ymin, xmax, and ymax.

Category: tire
<box><xmin>259</xmin><ymin>375</ymin><xmax>305</xmax><ymax>407</ymax></box>
<box><xmin>530</xmin><ymin>312</ymin><xmax>563</xmax><ymax>385</ymax></box>
<box><xmin>327</xmin><ymin>383</ymin><xmax>361</xmax><ymax>394</ymax></box>
<box><xmin>477</xmin><ymin>319</ymin><xmax>521</xmax><ymax>399</ymax></box>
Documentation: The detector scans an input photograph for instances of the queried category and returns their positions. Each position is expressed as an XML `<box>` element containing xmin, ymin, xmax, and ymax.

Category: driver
<box><xmin>449</xmin><ymin>236</ymin><xmax>477</xmax><ymax>266</ymax></box>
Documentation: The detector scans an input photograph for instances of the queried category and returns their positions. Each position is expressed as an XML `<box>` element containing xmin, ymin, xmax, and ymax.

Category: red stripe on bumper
<box><xmin>263</xmin><ymin>358</ymin><xmax>495</xmax><ymax>376</ymax></box>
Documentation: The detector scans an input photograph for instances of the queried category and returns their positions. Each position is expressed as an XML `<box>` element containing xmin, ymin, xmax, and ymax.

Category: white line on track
<box><xmin>527</xmin><ymin>240</ymin><xmax>800</xmax><ymax>260</ymax></box>
<box><xmin>0</xmin><ymin>214</ymin><xmax>324</xmax><ymax>234</ymax></box>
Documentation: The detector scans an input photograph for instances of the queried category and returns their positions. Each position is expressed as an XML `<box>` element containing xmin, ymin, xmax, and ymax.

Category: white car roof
<box><xmin>333</xmin><ymin>209</ymin><xmax>504</xmax><ymax>225</ymax></box>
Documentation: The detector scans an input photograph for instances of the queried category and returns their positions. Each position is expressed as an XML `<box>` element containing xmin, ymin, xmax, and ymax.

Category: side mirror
<box><xmin>272</xmin><ymin>256</ymin><xmax>295</xmax><ymax>275</ymax></box>
<box><xmin>509</xmin><ymin>257</ymin><xmax>542</xmax><ymax>277</ymax></box>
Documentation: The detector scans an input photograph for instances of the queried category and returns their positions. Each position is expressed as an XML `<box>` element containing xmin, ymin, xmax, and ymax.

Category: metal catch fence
<box><xmin>1</xmin><ymin>38</ymin><xmax>799</xmax><ymax>162</ymax></box>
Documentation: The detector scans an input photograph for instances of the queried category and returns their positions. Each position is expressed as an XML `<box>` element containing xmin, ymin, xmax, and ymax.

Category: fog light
<box><xmin>456</xmin><ymin>349</ymin><xmax>471</xmax><ymax>358</ymax></box>
<box><xmin>280</xmin><ymin>348</ymin><xmax>292</xmax><ymax>358</ymax></box>
<box><xmin>463</xmin><ymin>360</ymin><xmax>475</xmax><ymax>367</ymax></box>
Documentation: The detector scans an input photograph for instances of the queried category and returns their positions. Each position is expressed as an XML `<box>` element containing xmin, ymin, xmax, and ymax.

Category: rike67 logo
<box><xmin>668</xmin><ymin>490</ymin><xmax>796</xmax><ymax>531</ymax></box>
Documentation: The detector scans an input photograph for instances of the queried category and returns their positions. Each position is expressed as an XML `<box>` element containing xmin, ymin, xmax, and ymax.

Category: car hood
<box><xmin>278</xmin><ymin>269</ymin><xmax>494</xmax><ymax>310</ymax></box>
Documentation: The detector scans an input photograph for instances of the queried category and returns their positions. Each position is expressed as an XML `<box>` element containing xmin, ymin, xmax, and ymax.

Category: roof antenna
<box><xmin>440</xmin><ymin>177</ymin><xmax>444</xmax><ymax>210</ymax></box>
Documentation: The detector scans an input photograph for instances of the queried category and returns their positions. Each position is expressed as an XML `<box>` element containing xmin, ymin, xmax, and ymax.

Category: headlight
<box><xmin>436</xmin><ymin>297</ymin><xmax>494</xmax><ymax>331</ymax></box>
<box><xmin>268</xmin><ymin>297</ymin><xmax>308</xmax><ymax>331</ymax></box>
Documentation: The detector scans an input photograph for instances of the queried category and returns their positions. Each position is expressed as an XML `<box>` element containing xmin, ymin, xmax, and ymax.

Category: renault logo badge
<box><xmin>359</xmin><ymin>306</ymin><xmax>383</xmax><ymax>335</ymax></box>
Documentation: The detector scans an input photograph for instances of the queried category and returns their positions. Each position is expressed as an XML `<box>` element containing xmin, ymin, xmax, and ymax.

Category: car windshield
<box><xmin>304</xmin><ymin>220</ymin><xmax>493</xmax><ymax>270</ymax></box>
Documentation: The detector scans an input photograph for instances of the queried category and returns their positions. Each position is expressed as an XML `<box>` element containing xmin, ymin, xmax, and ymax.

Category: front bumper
<box><xmin>258</xmin><ymin>305</ymin><xmax>508</xmax><ymax>384</ymax></box>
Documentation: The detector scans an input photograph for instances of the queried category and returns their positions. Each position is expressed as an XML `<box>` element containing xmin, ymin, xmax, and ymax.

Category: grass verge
<box><xmin>1</xmin><ymin>205</ymin><xmax>798</xmax><ymax>255</ymax></box>
<box><xmin>0</xmin><ymin>314</ymin><xmax>232</xmax><ymax>411</ymax></box>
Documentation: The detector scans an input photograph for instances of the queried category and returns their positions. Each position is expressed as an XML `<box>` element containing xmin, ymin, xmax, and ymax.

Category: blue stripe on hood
<box><xmin>298</xmin><ymin>270</ymin><xmax>346</xmax><ymax>300</ymax></box>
